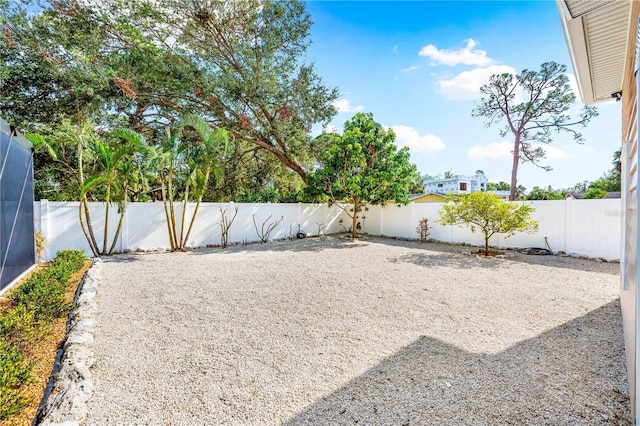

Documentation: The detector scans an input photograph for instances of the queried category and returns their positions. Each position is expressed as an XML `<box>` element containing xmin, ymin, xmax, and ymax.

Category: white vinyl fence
<box><xmin>360</xmin><ymin>198</ymin><xmax>622</xmax><ymax>260</ymax></box>
<box><xmin>34</xmin><ymin>198</ymin><xmax>622</xmax><ymax>260</ymax></box>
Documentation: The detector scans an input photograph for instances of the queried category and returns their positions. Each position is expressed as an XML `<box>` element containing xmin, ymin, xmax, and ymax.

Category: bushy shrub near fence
<box><xmin>0</xmin><ymin>249</ymin><xmax>85</xmax><ymax>421</ymax></box>
<box><xmin>0</xmin><ymin>339</ymin><xmax>33</xmax><ymax>419</ymax></box>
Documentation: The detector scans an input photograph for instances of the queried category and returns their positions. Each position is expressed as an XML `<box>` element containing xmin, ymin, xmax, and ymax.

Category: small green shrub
<box><xmin>9</xmin><ymin>249</ymin><xmax>84</xmax><ymax>321</ymax></box>
<box><xmin>52</xmin><ymin>249</ymin><xmax>86</xmax><ymax>270</ymax></box>
<box><xmin>0</xmin><ymin>305</ymin><xmax>46</xmax><ymax>347</ymax></box>
<box><xmin>10</xmin><ymin>272</ymin><xmax>69</xmax><ymax>321</ymax></box>
<box><xmin>0</xmin><ymin>340</ymin><xmax>33</xmax><ymax>420</ymax></box>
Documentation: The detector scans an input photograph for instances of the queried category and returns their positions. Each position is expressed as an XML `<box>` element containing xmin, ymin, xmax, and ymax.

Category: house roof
<box><xmin>556</xmin><ymin>0</ymin><xmax>632</xmax><ymax>105</ymax></box>
<box><xmin>566</xmin><ymin>191</ymin><xmax>621</xmax><ymax>199</ymax></box>
<box><xmin>408</xmin><ymin>193</ymin><xmax>444</xmax><ymax>200</ymax></box>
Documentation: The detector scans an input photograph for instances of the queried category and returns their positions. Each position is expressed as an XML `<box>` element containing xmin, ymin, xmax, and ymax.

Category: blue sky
<box><xmin>304</xmin><ymin>1</ymin><xmax>622</xmax><ymax>190</ymax></box>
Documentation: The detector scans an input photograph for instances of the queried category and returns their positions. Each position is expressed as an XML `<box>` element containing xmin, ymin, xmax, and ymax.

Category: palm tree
<box><xmin>108</xmin><ymin>129</ymin><xmax>149</xmax><ymax>254</ymax></box>
<box><xmin>27</xmin><ymin>120</ymin><xmax>102</xmax><ymax>257</ymax></box>
<box><xmin>82</xmin><ymin>130</ymin><xmax>146</xmax><ymax>255</ymax></box>
<box><xmin>180</xmin><ymin>115</ymin><xmax>229</xmax><ymax>248</ymax></box>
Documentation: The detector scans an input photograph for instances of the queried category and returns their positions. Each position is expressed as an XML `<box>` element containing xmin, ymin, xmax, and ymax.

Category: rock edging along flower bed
<box><xmin>37</xmin><ymin>258</ymin><xmax>102</xmax><ymax>426</ymax></box>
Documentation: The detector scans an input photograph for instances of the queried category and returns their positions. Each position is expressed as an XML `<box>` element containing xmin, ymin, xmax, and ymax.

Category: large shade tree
<box><xmin>1</xmin><ymin>0</ymin><xmax>338</xmax><ymax>184</ymax></box>
<box><xmin>309</xmin><ymin>112</ymin><xmax>419</xmax><ymax>239</ymax></box>
<box><xmin>472</xmin><ymin>62</ymin><xmax>598</xmax><ymax>201</ymax></box>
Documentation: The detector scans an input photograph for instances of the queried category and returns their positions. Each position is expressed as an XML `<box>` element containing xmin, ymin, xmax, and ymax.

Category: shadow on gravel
<box><xmin>101</xmin><ymin>255</ymin><xmax>141</xmax><ymax>264</ymax></box>
<box><xmin>389</xmin><ymin>252</ymin><xmax>500</xmax><ymax>270</ymax></box>
<box><xmin>503</xmin><ymin>253</ymin><xmax>620</xmax><ymax>276</ymax></box>
<box><xmin>370</xmin><ymin>237</ymin><xmax>619</xmax><ymax>276</ymax></box>
<box><xmin>285</xmin><ymin>300</ymin><xmax>630</xmax><ymax>425</ymax></box>
<box><xmin>190</xmin><ymin>236</ymin><xmax>370</xmax><ymax>255</ymax></box>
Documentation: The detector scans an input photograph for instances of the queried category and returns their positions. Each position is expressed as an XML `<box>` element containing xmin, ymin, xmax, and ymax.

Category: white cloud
<box><xmin>467</xmin><ymin>140</ymin><xmax>512</xmax><ymax>160</ymax></box>
<box><xmin>437</xmin><ymin>64</ymin><xmax>516</xmax><ymax>101</ymax></box>
<box><xmin>419</xmin><ymin>38</ymin><xmax>495</xmax><ymax>67</ymax></box>
<box><xmin>332</xmin><ymin>98</ymin><xmax>364</xmax><ymax>113</ymax></box>
<box><xmin>467</xmin><ymin>140</ymin><xmax>569</xmax><ymax>161</ymax></box>
<box><xmin>391</xmin><ymin>125</ymin><xmax>445</xmax><ymax>153</ymax></box>
<box><xmin>537</xmin><ymin>145</ymin><xmax>569</xmax><ymax>160</ymax></box>
<box><xmin>402</xmin><ymin>65</ymin><xmax>419</xmax><ymax>72</ymax></box>
<box><xmin>323</xmin><ymin>124</ymin><xmax>338</xmax><ymax>134</ymax></box>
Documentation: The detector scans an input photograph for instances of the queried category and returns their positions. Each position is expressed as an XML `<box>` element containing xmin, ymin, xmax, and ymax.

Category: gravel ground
<box><xmin>85</xmin><ymin>236</ymin><xmax>630</xmax><ymax>425</ymax></box>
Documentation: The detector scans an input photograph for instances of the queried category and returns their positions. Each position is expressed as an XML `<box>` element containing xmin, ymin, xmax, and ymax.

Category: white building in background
<box><xmin>424</xmin><ymin>174</ymin><xmax>488</xmax><ymax>195</ymax></box>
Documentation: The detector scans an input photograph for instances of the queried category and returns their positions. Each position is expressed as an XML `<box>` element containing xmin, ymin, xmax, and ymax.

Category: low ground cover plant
<box><xmin>0</xmin><ymin>249</ymin><xmax>85</xmax><ymax>421</ymax></box>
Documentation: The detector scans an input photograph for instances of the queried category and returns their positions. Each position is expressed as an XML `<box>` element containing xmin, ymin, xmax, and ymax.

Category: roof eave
<box><xmin>556</xmin><ymin>0</ymin><xmax>596</xmax><ymax>105</ymax></box>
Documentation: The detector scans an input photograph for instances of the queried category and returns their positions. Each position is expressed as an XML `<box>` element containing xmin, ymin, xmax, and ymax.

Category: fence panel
<box><xmin>35</xmin><ymin>198</ymin><xmax>623</xmax><ymax>260</ymax></box>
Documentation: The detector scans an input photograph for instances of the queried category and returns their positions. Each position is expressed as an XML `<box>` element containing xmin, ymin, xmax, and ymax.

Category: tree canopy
<box><xmin>1</xmin><ymin>0</ymin><xmax>338</xmax><ymax>188</ymax></box>
<box><xmin>438</xmin><ymin>191</ymin><xmax>538</xmax><ymax>255</ymax></box>
<box><xmin>308</xmin><ymin>112</ymin><xmax>419</xmax><ymax>238</ymax></box>
<box><xmin>472</xmin><ymin>61</ymin><xmax>597</xmax><ymax>201</ymax></box>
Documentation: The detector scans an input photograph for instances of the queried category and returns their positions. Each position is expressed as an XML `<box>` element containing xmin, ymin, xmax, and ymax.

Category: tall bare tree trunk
<box><xmin>509</xmin><ymin>133</ymin><xmax>521</xmax><ymax>201</ymax></box>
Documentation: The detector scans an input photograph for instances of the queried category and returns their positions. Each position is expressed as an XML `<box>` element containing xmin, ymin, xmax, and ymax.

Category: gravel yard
<box><xmin>85</xmin><ymin>236</ymin><xmax>630</xmax><ymax>425</ymax></box>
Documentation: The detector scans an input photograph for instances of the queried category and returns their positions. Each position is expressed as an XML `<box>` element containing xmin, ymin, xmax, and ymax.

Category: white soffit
<box><xmin>557</xmin><ymin>0</ymin><xmax>631</xmax><ymax>105</ymax></box>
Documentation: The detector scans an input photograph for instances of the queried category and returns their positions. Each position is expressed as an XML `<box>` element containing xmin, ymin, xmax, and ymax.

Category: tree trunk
<box><xmin>102</xmin><ymin>184</ymin><xmax>111</xmax><ymax>255</ymax></box>
<box><xmin>109</xmin><ymin>209</ymin><xmax>125</xmax><ymax>255</ymax></box>
<box><xmin>160</xmin><ymin>176</ymin><xmax>175</xmax><ymax>250</ymax></box>
<box><xmin>236</xmin><ymin>132</ymin><xmax>308</xmax><ymax>182</ymax></box>
<box><xmin>78</xmin><ymin>201</ymin><xmax>98</xmax><ymax>257</ymax></box>
<box><xmin>484</xmin><ymin>234</ymin><xmax>489</xmax><ymax>256</ymax></box>
<box><xmin>108</xmin><ymin>188</ymin><xmax>128</xmax><ymax>255</ymax></box>
<box><xmin>179</xmin><ymin>185</ymin><xmax>190</xmax><ymax>250</ymax></box>
<box><xmin>168</xmin><ymin>164</ymin><xmax>179</xmax><ymax>251</ymax></box>
<box><xmin>183</xmin><ymin>167</ymin><xmax>211</xmax><ymax>248</ymax></box>
<box><xmin>509</xmin><ymin>133</ymin><xmax>521</xmax><ymax>201</ymax></box>
<box><xmin>77</xmin><ymin>142</ymin><xmax>99</xmax><ymax>257</ymax></box>
<box><xmin>82</xmin><ymin>197</ymin><xmax>100</xmax><ymax>256</ymax></box>
<box><xmin>351</xmin><ymin>199</ymin><xmax>359</xmax><ymax>239</ymax></box>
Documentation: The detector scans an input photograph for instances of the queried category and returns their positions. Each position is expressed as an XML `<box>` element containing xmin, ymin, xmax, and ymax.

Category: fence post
<box><xmin>565</xmin><ymin>198</ymin><xmax>573</xmax><ymax>255</ymax></box>
<box><xmin>410</xmin><ymin>202</ymin><xmax>416</xmax><ymax>239</ymax></box>
<box><xmin>120</xmin><ymin>206</ymin><xmax>128</xmax><ymax>253</ymax></box>
<box><xmin>39</xmin><ymin>199</ymin><xmax>50</xmax><ymax>261</ymax></box>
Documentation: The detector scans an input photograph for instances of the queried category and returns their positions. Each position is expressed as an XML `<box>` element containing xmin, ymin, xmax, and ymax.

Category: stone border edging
<box><xmin>38</xmin><ymin>258</ymin><xmax>102</xmax><ymax>426</ymax></box>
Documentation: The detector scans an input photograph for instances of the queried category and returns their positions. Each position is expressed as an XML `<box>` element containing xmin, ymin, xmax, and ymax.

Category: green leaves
<box><xmin>310</xmin><ymin>112</ymin><xmax>419</xmax><ymax>237</ymax></box>
<box><xmin>472</xmin><ymin>61</ymin><xmax>598</xmax><ymax>201</ymax></box>
<box><xmin>2</xmin><ymin>0</ymin><xmax>338</xmax><ymax>182</ymax></box>
<box><xmin>438</xmin><ymin>192</ymin><xmax>538</xmax><ymax>255</ymax></box>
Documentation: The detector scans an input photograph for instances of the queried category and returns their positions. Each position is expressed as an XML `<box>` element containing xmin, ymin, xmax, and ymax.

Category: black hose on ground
<box><xmin>524</xmin><ymin>237</ymin><xmax>553</xmax><ymax>255</ymax></box>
